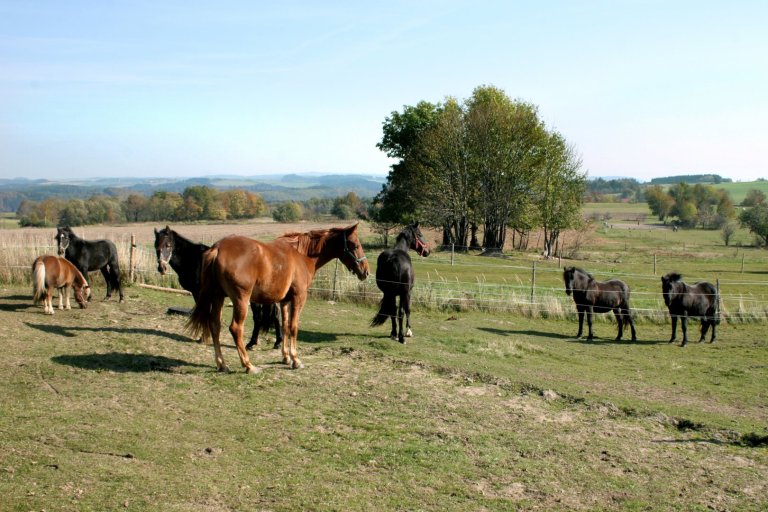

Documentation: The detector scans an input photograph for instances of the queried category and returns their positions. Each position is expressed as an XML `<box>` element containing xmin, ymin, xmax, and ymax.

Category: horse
<box><xmin>56</xmin><ymin>226</ymin><xmax>124</xmax><ymax>302</ymax></box>
<box><xmin>154</xmin><ymin>226</ymin><xmax>282</xmax><ymax>349</ymax></box>
<box><xmin>563</xmin><ymin>266</ymin><xmax>637</xmax><ymax>341</ymax></box>
<box><xmin>32</xmin><ymin>255</ymin><xmax>90</xmax><ymax>314</ymax></box>
<box><xmin>371</xmin><ymin>222</ymin><xmax>430</xmax><ymax>343</ymax></box>
<box><xmin>187</xmin><ymin>224</ymin><xmax>369</xmax><ymax>373</ymax></box>
<box><xmin>661</xmin><ymin>272</ymin><xmax>719</xmax><ymax>346</ymax></box>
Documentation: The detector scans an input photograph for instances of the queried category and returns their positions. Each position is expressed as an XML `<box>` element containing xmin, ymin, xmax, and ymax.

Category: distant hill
<box><xmin>649</xmin><ymin>174</ymin><xmax>732</xmax><ymax>185</ymax></box>
<box><xmin>0</xmin><ymin>174</ymin><xmax>387</xmax><ymax>212</ymax></box>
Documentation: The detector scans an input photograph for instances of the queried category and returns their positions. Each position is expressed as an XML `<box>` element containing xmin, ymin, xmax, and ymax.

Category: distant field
<box><xmin>716</xmin><ymin>180</ymin><xmax>768</xmax><ymax>204</ymax></box>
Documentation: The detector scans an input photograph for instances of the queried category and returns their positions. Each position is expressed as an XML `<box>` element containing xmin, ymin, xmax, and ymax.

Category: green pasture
<box><xmin>1</xmin><ymin>285</ymin><xmax>766</xmax><ymax>511</ymax></box>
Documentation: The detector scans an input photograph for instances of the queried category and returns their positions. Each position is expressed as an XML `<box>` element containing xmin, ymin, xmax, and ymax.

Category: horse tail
<box><xmin>254</xmin><ymin>303</ymin><xmax>278</xmax><ymax>335</ymax></box>
<box><xmin>186</xmin><ymin>246</ymin><xmax>221</xmax><ymax>343</ymax></box>
<box><xmin>371</xmin><ymin>293</ymin><xmax>396</xmax><ymax>327</ymax></box>
<box><xmin>32</xmin><ymin>257</ymin><xmax>46</xmax><ymax>304</ymax></box>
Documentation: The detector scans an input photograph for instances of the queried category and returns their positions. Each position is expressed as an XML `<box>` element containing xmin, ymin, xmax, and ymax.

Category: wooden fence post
<box><xmin>741</xmin><ymin>254</ymin><xmax>745</xmax><ymax>273</ymax></box>
<box><xmin>332</xmin><ymin>259</ymin><xmax>338</xmax><ymax>301</ymax></box>
<box><xmin>530</xmin><ymin>261</ymin><xmax>536</xmax><ymax>305</ymax></box>
<box><xmin>129</xmin><ymin>233</ymin><xmax>136</xmax><ymax>283</ymax></box>
<box><xmin>451</xmin><ymin>244</ymin><xmax>454</xmax><ymax>266</ymax></box>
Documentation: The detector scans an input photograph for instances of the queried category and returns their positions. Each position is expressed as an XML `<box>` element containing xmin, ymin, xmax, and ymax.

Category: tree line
<box><xmin>369</xmin><ymin>85</ymin><xmax>586</xmax><ymax>256</ymax></box>
<box><xmin>16</xmin><ymin>186</ymin><xmax>371</xmax><ymax>227</ymax></box>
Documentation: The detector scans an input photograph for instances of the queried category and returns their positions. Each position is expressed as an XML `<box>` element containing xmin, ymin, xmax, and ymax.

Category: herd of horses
<box><xmin>30</xmin><ymin>223</ymin><xmax>720</xmax><ymax>374</ymax></box>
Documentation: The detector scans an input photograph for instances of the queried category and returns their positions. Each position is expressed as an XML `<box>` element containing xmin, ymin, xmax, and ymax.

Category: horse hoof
<box><xmin>631</xmin><ymin>337</ymin><xmax>637</xmax><ymax>342</ymax></box>
<box><xmin>398</xmin><ymin>338</ymin><xmax>406</xmax><ymax>345</ymax></box>
<box><xmin>291</xmin><ymin>361</ymin><xmax>304</xmax><ymax>370</ymax></box>
<box><xmin>405</xmin><ymin>328</ymin><xmax>413</xmax><ymax>337</ymax></box>
<box><xmin>390</xmin><ymin>335</ymin><xmax>398</xmax><ymax>341</ymax></box>
<box><xmin>217</xmin><ymin>366</ymin><xmax>231</xmax><ymax>373</ymax></box>
<box><xmin>246</xmin><ymin>366</ymin><xmax>260</xmax><ymax>375</ymax></box>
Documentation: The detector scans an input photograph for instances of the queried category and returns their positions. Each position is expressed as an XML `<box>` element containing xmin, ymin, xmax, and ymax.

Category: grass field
<box><xmin>1</xmin><ymin>286</ymin><xmax>766</xmax><ymax>511</ymax></box>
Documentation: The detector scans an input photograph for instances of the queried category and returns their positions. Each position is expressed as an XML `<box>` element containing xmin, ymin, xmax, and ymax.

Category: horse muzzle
<box><xmin>157</xmin><ymin>260</ymin><xmax>169</xmax><ymax>275</ymax></box>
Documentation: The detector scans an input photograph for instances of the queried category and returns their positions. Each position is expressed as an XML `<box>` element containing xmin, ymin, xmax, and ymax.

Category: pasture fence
<box><xmin>3</xmin><ymin>230</ymin><xmax>768</xmax><ymax>325</ymax></box>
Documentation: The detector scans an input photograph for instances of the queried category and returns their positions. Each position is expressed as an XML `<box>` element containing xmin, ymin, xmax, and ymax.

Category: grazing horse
<box><xmin>56</xmin><ymin>226</ymin><xmax>123</xmax><ymax>302</ymax></box>
<box><xmin>563</xmin><ymin>266</ymin><xmax>637</xmax><ymax>341</ymax></box>
<box><xmin>187</xmin><ymin>224</ymin><xmax>369</xmax><ymax>373</ymax></box>
<box><xmin>154</xmin><ymin>226</ymin><xmax>282</xmax><ymax>349</ymax></box>
<box><xmin>661</xmin><ymin>272</ymin><xmax>719</xmax><ymax>346</ymax></box>
<box><xmin>371</xmin><ymin>222</ymin><xmax>430</xmax><ymax>343</ymax></box>
<box><xmin>32</xmin><ymin>255</ymin><xmax>90</xmax><ymax>314</ymax></box>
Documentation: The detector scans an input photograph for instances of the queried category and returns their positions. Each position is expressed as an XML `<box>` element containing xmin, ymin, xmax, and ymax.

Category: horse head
<box><xmin>74</xmin><ymin>284</ymin><xmax>90</xmax><ymax>309</ymax></box>
<box><xmin>409</xmin><ymin>222</ymin><xmax>431</xmax><ymax>257</ymax></box>
<box><xmin>563</xmin><ymin>267</ymin><xmax>576</xmax><ymax>296</ymax></box>
<box><xmin>339</xmin><ymin>223</ymin><xmax>369</xmax><ymax>281</ymax></box>
<box><xmin>661</xmin><ymin>272</ymin><xmax>683</xmax><ymax>307</ymax></box>
<box><xmin>55</xmin><ymin>226</ymin><xmax>72</xmax><ymax>256</ymax></box>
<box><xmin>154</xmin><ymin>225</ymin><xmax>174</xmax><ymax>275</ymax></box>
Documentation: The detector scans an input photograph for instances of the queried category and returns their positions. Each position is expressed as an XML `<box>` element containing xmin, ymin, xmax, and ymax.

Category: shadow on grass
<box><xmin>52</xmin><ymin>352</ymin><xmax>209</xmax><ymax>373</ymax></box>
<box><xmin>0</xmin><ymin>294</ymin><xmax>35</xmax><ymax>312</ymax></box>
<box><xmin>25</xmin><ymin>322</ymin><xmax>191</xmax><ymax>343</ymax></box>
<box><xmin>477</xmin><ymin>326</ymin><xmax>667</xmax><ymax>345</ymax></box>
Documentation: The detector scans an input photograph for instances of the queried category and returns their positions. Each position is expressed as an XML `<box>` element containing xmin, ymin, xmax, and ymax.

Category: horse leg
<box><xmin>699</xmin><ymin>319</ymin><xmax>709</xmax><ymax>343</ymax></box>
<box><xmin>388</xmin><ymin>293</ymin><xmax>398</xmax><ymax>340</ymax></box>
<box><xmin>396</xmin><ymin>294</ymin><xmax>405</xmax><ymax>344</ymax></box>
<box><xmin>63</xmin><ymin>285</ymin><xmax>72</xmax><ymax>310</ymax></box>
<box><xmin>576</xmin><ymin>309</ymin><xmax>585</xmax><ymax>338</ymax></box>
<box><xmin>246</xmin><ymin>303</ymin><xmax>261</xmax><ymax>350</ymax></box>
<box><xmin>627</xmin><ymin>309</ymin><xmax>638</xmax><ymax>341</ymax></box>
<box><xmin>209</xmin><ymin>297</ymin><xmax>229</xmax><ymax>372</ymax></box>
<box><xmin>669</xmin><ymin>316</ymin><xmax>677</xmax><ymax>343</ymax></box>
<box><xmin>404</xmin><ymin>291</ymin><xmax>413</xmax><ymax>339</ymax></box>
<box><xmin>229</xmin><ymin>298</ymin><xmax>258</xmax><ymax>374</ymax></box>
<box><xmin>586</xmin><ymin>307</ymin><xmax>594</xmax><ymax>341</ymax></box>
<box><xmin>680</xmin><ymin>315</ymin><xmax>688</xmax><ymax>346</ymax></box>
<box><xmin>710</xmin><ymin>319</ymin><xmax>717</xmax><ymax>343</ymax></box>
<box><xmin>271</xmin><ymin>305</ymin><xmax>283</xmax><ymax>349</ymax></box>
<box><xmin>613</xmin><ymin>308</ymin><xmax>623</xmax><ymax>341</ymax></box>
<box><xmin>45</xmin><ymin>288</ymin><xmax>54</xmax><ymax>315</ymax></box>
<box><xmin>285</xmin><ymin>297</ymin><xmax>305</xmax><ymax>369</ymax></box>
<box><xmin>100</xmin><ymin>267</ymin><xmax>112</xmax><ymax>300</ymax></box>
<box><xmin>280</xmin><ymin>303</ymin><xmax>292</xmax><ymax>366</ymax></box>
<box><xmin>112</xmin><ymin>265</ymin><xmax>124</xmax><ymax>302</ymax></box>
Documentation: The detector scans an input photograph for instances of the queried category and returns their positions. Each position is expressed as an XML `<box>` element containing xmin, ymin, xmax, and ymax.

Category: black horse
<box><xmin>563</xmin><ymin>266</ymin><xmax>637</xmax><ymax>341</ymax></box>
<box><xmin>154</xmin><ymin>226</ymin><xmax>282</xmax><ymax>349</ymax></box>
<box><xmin>371</xmin><ymin>222</ymin><xmax>430</xmax><ymax>343</ymax></box>
<box><xmin>56</xmin><ymin>226</ymin><xmax>124</xmax><ymax>302</ymax></box>
<box><xmin>661</xmin><ymin>272</ymin><xmax>719</xmax><ymax>346</ymax></box>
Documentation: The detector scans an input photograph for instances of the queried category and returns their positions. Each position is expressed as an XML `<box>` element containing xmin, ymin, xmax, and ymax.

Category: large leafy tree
<box><xmin>740</xmin><ymin>203</ymin><xmax>768</xmax><ymax>246</ymax></box>
<box><xmin>535</xmin><ymin>132</ymin><xmax>586</xmax><ymax>258</ymax></box>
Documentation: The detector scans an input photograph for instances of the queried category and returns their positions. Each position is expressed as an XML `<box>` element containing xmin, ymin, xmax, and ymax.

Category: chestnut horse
<box><xmin>187</xmin><ymin>224</ymin><xmax>369</xmax><ymax>373</ymax></box>
<box><xmin>32</xmin><ymin>255</ymin><xmax>90</xmax><ymax>314</ymax></box>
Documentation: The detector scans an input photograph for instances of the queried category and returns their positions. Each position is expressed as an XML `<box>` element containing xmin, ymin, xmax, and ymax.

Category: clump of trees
<box><xmin>645</xmin><ymin>182</ymin><xmax>735</xmax><ymax>229</ymax></box>
<box><xmin>370</xmin><ymin>85</ymin><xmax>586</xmax><ymax>256</ymax></box>
<box><xmin>17</xmin><ymin>186</ymin><xmax>373</xmax><ymax>227</ymax></box>
<box><xmin>18</xmin><ymin>186</ymin><xmax>266</xmax><ymax>227</ymax></box>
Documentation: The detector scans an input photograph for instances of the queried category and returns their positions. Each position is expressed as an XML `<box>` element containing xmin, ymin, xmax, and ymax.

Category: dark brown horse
<box><xmin>187</xmin><ymin>224</ymin><xmax>369</xmax><ymax>373</ymax></box>
<box><xmin>661</xmin><ymin>272</ymin><xmax>719</xmax><ymax>346</ymax></box>
<box><xmin>32</xmin><ymin>255</ymin><xmax>90</xmax><ymax>314</ymax></box>
<box><xmin>563</xmin><ymin>266</ymin><xmax>637</xmax><ymax>341</ymax></box>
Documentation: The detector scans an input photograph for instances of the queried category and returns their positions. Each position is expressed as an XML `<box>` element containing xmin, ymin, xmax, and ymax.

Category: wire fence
<box><xmin>4</xmin><ymin>232</ymin><xmax>768</xmax><ymax>325</ymax></box>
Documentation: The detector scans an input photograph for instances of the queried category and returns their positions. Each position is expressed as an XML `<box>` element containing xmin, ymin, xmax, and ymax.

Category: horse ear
<box><xmin>413</xmin><ymin>221</ymin><xmax>419</xmax><ymax>228</ymax></box>
<box><xmin>154</xmin><ymin>228</ymin><xmax>158</xmax><ymax>235</ymax></box>
<box><xmin>166</xmin><ymin>225</ymin><xmax>170</xmax><ymax>231</ymax></box>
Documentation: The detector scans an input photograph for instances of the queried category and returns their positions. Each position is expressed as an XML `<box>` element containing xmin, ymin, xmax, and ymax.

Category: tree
<box><xmin>272</xmin><ymin>202</ymin><xmax>302</xmax><ymax>222</ymax></box>
<box><xmin>721</xmin><ymin>222</ymin><xmax>737</xmax><ymax>246</ymax></box>
<box><xmin>645</xmin><ymin>185</ymin><xmax>675</xmax><ymax>222</ymax></box>
<box><xmin>740</xmin><ymin>203</ymin><xmax>768</xmax><ymax>246</ymax></box>
<box><xmin>743</xmin><ymin>189</ymin><xmax>766</xmax><ymax>207</ymax></box>
<box><xmin>535</xmin><ymin>132</ymin><xmax>586</xmax><ymax>258</ymax></box>
<box><xmin>123</xmin><ymin>194</ymin><xmax>148</xmax><ymax>222</ymax></box>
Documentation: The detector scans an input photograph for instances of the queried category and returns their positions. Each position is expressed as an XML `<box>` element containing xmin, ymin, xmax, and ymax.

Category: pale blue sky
<box><xmin>1</xmin><ymin>1</ymin><xmax>766</xmax><ymax>181</ymax></box>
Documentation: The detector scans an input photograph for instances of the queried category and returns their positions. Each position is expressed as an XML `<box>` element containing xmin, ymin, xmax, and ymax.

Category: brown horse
<box><xmin>187</xmin><ymin>224</ymin><xmax>369</xmax><ymax>373</ymax></box>
<box><xmin>32</xmin><ymin>255</ymin><xmax>91</xmax><ymax>314</ymax></box>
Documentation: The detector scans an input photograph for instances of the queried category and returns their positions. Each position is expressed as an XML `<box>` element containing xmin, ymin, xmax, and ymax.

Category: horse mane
<box><xmin>665</xmin><ymin>272</ymin><xmax>683</xmax><ymax>282</ymax></box>
<box><xmin>278</xmin><ymin>227</ymin><xmax>347</xmax><ymax>256</ymax></box>
<box><xmin>569</xmin><ymin>266</ymin><xmax>593</xmax><ymax>280</ymax></box>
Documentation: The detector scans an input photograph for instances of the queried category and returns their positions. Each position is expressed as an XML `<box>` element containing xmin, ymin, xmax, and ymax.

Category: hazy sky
<box><xmin>1</xmin><ymin>1</ymin><xmax>766</xmax><ymax>181</ymax></box>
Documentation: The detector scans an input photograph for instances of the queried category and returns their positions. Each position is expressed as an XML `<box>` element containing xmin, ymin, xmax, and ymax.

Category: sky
<box><xmin>1</xmin><ymin>1</ymin><xmax>766</xmax><ymax>182</ymax></box>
